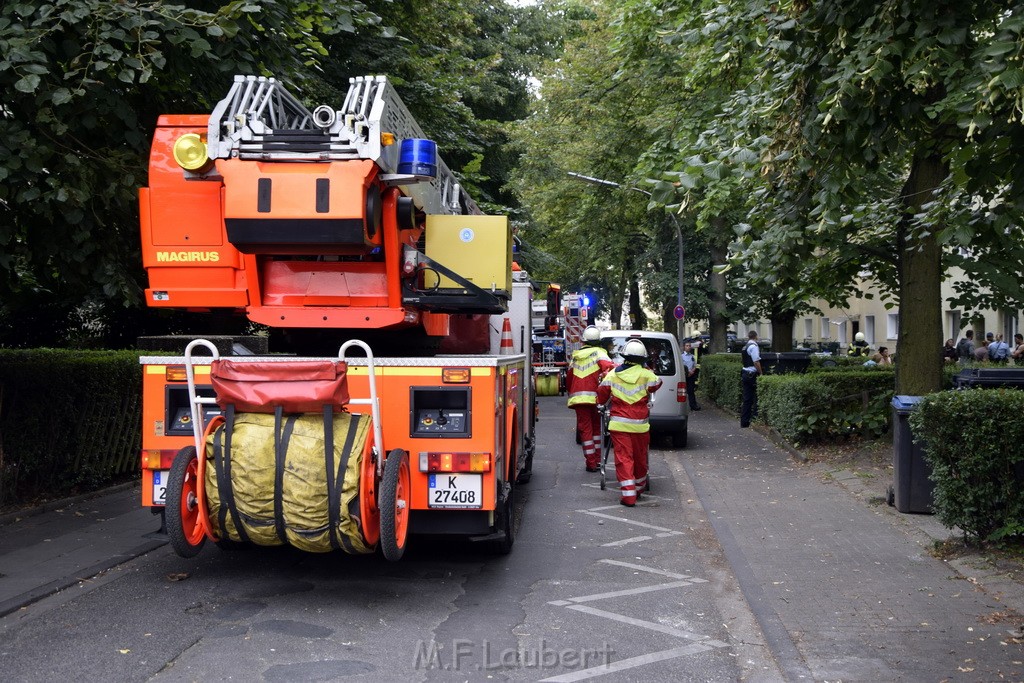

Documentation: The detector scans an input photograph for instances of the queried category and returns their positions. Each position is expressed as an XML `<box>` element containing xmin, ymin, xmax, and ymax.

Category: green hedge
<box><xmin>909</xmin><ymin>389</ymin><xmax>1024</xmax><ymax>542</ymax></box>
<box><xmin>0</xmin><ymin>350</ymin><xmax>142</xmax><ymax>507</ymax></box>
<box><xmin>697</xmin><ymin>354</ymin><xmax>743</xmax><ymax>413</ymax></box>
<box><xmin>699</xmin><ymin>353</ymin><xmax>898</xmax><ymax>443</ymax></box>
<box><xmin>758</xmin><ymin>370</ymin><xmax>896</xmax><ymax>444</ymax></box>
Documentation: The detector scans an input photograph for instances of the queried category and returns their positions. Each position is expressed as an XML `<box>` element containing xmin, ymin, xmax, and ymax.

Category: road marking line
<box><xmin>600</xmin><ymin>535</ymin><xmax>652</xmax><ymax>547</ymax></box>
<box><xmin>655</xmin><ymin>531</ymin><xmax>683</xmax><ymax>538</ymax></box>
<box><xmin>598</xmin><ymin>559</ymin><xmax>693</xmax><ymax>580</ymax></box>
<box><xmin>549</xmin><ymin>580</ymin><xmax>694</xmax><ymax>605</ymax></box>
<box><xmin>578</xmin><ymin>511</ymin><xmax>677</xmax><ymax>534</ymax></box>
<box><xmin>564</xmin><ymin>604</ymin><xmax>727</xmax><ymax>645</ymax></box>
<box><xmin>539</xmin><ymin>642</ymin><xmax>718</xmax><ymax>683</ymax></box>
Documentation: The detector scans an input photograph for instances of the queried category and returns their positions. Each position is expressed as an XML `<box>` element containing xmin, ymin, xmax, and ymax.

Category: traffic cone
<box><xmin>499</xmin><ymin>317</ymin><xmax>514</xmax><ymax>355</ymax></box>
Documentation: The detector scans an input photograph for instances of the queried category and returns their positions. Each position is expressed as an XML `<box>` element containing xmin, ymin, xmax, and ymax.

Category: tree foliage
<box><xmin>524</xmin><ymin>0</ymin><xmax>1024</xmax><ymax>388</ymax></box>
<box><xmin>0</xmin><ymin>0</ymin><xmax>561</xmax><ymax>347</ymax></box>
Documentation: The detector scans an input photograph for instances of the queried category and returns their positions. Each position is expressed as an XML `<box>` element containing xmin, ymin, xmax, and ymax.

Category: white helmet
<box><xmin>582</xmin><ymin>325</ymin><xmax>600</xmax><ymax>343</ymax></box>
<box><xmin>855</xmin><ymin>332</ymin><xmax>865</xmax><ymax>343</ymax></box>
<box><xmin>622</xmin><ymin>339</ymin><xmax>647</xmax><ymax>363</ymax></box>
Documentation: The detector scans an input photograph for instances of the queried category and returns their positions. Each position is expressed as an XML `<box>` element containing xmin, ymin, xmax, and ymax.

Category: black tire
<box><xmin>516</xmin><ymin>453</ymin><xmax>533</xmax><ymax>484</ymax></box>
<box><xmin>380</xmin><ymin>449</ymin><xmax>410</xmax><ymax>562</ymax></box>
<box><xmin>166</xmin><ymin>446</ymin><xmax>207</xmax><ymax>558</ymax></box>
<box><xmin>671</xmin><ymin>421</ymin><xmax>688</xmax><ymax>449</ymax></box>
<box><xmin>486</xmin><ymin>480</ymin><xmax>516</xmax><ymax>555</ymax></box>
<box><xmin>516</xmin><ymin>438</ymin><xmax>534</xmax><ymax>484</ymax></box>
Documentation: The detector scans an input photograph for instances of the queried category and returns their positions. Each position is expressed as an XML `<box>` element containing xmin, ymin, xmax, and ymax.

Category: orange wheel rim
<box><xmin>197</xmin><ymin>415</ymin><xmax>224</xmax><ymax>541</ymax></box>
<box><xmin>180</xmin><ymin>457</ymin><xmax>206</xmax><ymax>546</ymax></box>
<box><xmin>394</xmin><ymin>457</ymin><xmax>410</xmax><ymax>546</ymax></box>
<box><xmin>359</xmin><ymin>439</ymin><xmax>380</xmax><ymax>547</ymax></box>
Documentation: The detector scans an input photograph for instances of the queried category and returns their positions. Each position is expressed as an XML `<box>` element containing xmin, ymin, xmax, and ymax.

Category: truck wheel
<box><xmin>671</xmin><ymin>421</ymin><xmax>688</xmax><ymax>449</ymax></box>
<box><xmin>380</xmin><ymin>449</ymin><xmax>410</xmax><ymax>561</ymax></box>
<box><xmin>166</xmin><ymin>446</ymin><xmax>207</xmax><ymax>558</ymax></box>
<box><xmin>516</xmin><ymin>439</ymin><xmax>534</xmax><ymax>484</ymax></box>
<box><xmin>487</xmin><ymin>480</ymin><xmax>516</xmax><ymax>555</ymax></box>
<box><xmin>516</xmin><ymin>453</ymin><xmax>533</xmax><ymax>484</ymax></box>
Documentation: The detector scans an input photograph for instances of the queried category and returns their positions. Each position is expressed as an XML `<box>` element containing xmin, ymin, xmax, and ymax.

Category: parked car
<box><xmin>600</xmin><ymin>330</ymin><xmax>689</xmax><ymax>448</ymax></box>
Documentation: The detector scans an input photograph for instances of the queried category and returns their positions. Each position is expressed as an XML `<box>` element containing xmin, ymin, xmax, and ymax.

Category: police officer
<box><xmin>681</xmin><ymin>341</ymin><xmax>700</xmax><ymax>410</ymax></box>
<box><xmin>847</xmin><ymin>332</ymin><xmax>871</xmax><ymax>358</ymax></box>
<box><xmin>740</xmin><ymin>330</ymin><xmax>762</xmax><ymax>428</ymax></box>
<box><xmin>597</xmin><ymin>340</ymin><xmax>662</xmax><ymax>507</ymax></box>
<box><xmin>566</xmin><ymin>326</ymin><xmax>615</xmax><ymax>472</ymax></box>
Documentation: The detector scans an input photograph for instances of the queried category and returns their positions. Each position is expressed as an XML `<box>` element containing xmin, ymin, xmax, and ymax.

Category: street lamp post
<box><xmin>566</xmin><ymin>172</ymin><xmax>685</xmax><ymax>342</ymax></box>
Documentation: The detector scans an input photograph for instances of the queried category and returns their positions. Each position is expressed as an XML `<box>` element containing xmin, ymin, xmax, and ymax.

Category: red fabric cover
<box><xmin>210</xmin><ymin>360</ymin><xmax>350</xmax><ymax>413</ymax></box>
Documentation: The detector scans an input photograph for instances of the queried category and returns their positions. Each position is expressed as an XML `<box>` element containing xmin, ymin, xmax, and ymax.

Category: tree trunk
<box><xmin>628</xmin><ymin>278</ymin><xmax>646</xmax><ymax>329</ymax></box>
<box><xmin>896</xmin><ymin>153</ymin><xmax>947</xmax><ymax>395</ymax></box>
<box><xmin>770</xmin><ymin>306</ymin><xmax>797</xmax><ymax>352</ymax></box>
<box><xmin>707</xmin><ymin>236</ymin><xmax>729</xmax><ymax>353</ymax></box>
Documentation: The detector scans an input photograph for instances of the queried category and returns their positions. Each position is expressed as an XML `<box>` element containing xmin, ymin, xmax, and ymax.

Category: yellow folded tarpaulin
<box><xmin>204</xmin><ymin>410</ymin><xmax>373</xmax><ymax>554</ymax></box>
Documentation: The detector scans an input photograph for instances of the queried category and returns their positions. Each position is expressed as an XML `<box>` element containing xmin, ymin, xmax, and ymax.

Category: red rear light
<box><xmin>419</xmin><ymin>452</ymin><xmax>492</xmax><ymax>473</ymax></box>
<box><xmin>141</xmin><ymin>449</ymin><xmax>178</xmax><ymax>469</ymax></box>
<box><xmin>677</xmin><ymin>382</ymin><xmax>686</xmax><ymax>402</ymax></box>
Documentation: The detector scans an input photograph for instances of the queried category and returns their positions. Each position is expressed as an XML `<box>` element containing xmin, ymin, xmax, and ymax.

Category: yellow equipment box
<box><xmin>424</xmin><ymin>215</ymin><xmax>512</xmax><ymax>296</ymax></box>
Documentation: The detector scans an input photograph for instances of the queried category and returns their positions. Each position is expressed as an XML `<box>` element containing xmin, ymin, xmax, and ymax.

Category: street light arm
<box><xmin>566</xmin><ymin>171</ymin><xmax>652</xmax><ymax>197</ymax></box>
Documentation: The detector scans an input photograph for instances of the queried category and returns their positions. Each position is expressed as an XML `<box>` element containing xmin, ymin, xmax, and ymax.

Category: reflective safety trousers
<box><xmin>567</xmin><ymin>346</ymin><xmax>614</xmax><ymax>407</ymax></box>
<box><xmin>596</xmin><ymin>364</ymin><xmax>662</xmax><ymax>433</ymax></box>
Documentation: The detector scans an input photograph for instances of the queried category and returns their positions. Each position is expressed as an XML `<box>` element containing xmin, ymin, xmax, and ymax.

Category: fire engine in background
<box><xmin>531</xmin><ymin>286</ymin><xmax>589</xmax><ymax>396</ymax></box>
<box><xmin>137</xmin><ymin>75</ymin><xmax>535</xmax><ymax>560</ymax></box>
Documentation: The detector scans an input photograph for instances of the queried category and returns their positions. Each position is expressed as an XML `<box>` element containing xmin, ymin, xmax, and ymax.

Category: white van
<box><xmin>600</xmin><ymin>330</ymin><xmax>690</xmax><ymax>448</ymax></box>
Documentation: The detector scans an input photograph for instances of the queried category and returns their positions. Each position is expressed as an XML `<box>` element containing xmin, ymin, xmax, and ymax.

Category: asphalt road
<box><xmin>0</xmin><ymin>396</ymin><xmax>780</xmax><ymax>682</ymax></box>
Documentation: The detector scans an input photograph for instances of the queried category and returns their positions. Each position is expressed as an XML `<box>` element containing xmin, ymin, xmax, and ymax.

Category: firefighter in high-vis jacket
<box><xmin>566</xmin><ymin>326</ymin><xmax>616</xmax><ymax>471</ymax></box>
<box><xmin>597</xmin><ymin>339</ymin><xmax>663</xmax><ymax>507</ymax></box>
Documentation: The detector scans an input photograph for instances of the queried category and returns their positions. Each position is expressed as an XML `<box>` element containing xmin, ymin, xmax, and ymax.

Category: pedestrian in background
<box><xmin>740</xmin><ymin>331</ymin><xmax>762</xmax><ymax>428</ymax></box>
<box><xmin>1012</xmin><ymin>334</ymin><xmax>1024</xmax><ymax>362</ymax></box>
<box><xmin>566</xmin><ymin>325</ymin><xmax>615</xmax><ymax>472</ymax></box>
<box><xmin>956</xmin><ymin>330</ymin><xmax>975</xmax><ymax>363</ymax></box>
<box><xmin>681</xmin><ymin>341</ymin><xmax>701</xmax><ymax>411</ymax></box>
<box><xmin>871</xmin><ymin>346</ymin><xmax>892</xmax><ymax>365</ymax></box>
<box><xmin>974</xmin><ymin>339</ymin><xmax>990</xmax><ymax>362</ymax></box>
<box><xmin>597</xmin><ymin>340</ymin><xmax>662</xmax><ymax>507</ymax></box>
<box><xmin>942</xmin><ymin>339</ymin><xmax>958</xmax><ymax>364</ymax></box>
<box><xmin>988</xmin><ymin>333</ymin><xmax>1010</xmax><ymax>363</ymax></box>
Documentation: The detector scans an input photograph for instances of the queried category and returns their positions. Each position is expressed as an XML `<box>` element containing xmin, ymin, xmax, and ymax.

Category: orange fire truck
<box><xmin>137</xmin><ymin>75</ymin><xmax>535</xmax><ymax>560</ymax></box>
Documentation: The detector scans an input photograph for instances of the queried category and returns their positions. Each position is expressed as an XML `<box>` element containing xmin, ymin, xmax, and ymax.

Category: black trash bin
<box><xmin>953</xmin><ymin>367</ymin><xmax>1024</xmax><ymax>389</ymax></box>
<box><xmin>760</xmin><ymin>351</ymin><xmax>813</xmax><ymax>374</ymax></box>
<box><xmin>889</xmin><ymin>395</ymin><xmax>933</xmax><ymax>514</ymax></box>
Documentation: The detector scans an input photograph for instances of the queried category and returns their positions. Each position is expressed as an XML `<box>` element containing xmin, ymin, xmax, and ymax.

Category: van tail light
<box><xmin>677</xmin><ymin>382</ymin><xmax>686</xmax><ymax>402</ymax></box>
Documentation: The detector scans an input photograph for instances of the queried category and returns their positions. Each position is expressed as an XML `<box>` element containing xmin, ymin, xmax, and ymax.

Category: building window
<box><xmin>887</xmin><ymin>313</ymin><xmax>899</xmax><ymax>339</ymax></box>
<box><xmin>804</xmin><ymin>318</ymin><xmax>813</xmax><ymax>340</ymax></box>
<box><xmin>837</xmin><ymin>321</ymin><xmax>848</xmax><ymax>345</ymax></box>
<box><xmin>865</xmin><ymin>316</ymin><xmax>875</xmax><ymax>345</ymax></box>
<box><xmin>947</xmin><ymin>311</ymin><xmax>961</xmax><ymax>342</ymax></box>
<box><xmin>821</xmin><ymin>317</ymin><xmax>830</xmax><ymax>339</ymax></box>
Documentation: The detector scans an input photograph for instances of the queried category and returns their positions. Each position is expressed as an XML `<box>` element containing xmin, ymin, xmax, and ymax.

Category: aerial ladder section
<box><xmin>139</xmin><ymin>75</ymin><xmax>510</xmax><ymax>337</ymax></box>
